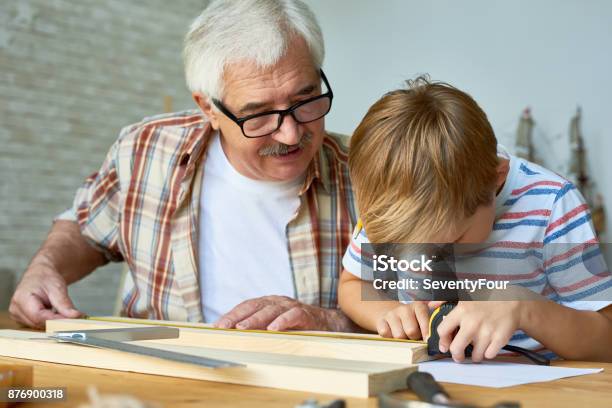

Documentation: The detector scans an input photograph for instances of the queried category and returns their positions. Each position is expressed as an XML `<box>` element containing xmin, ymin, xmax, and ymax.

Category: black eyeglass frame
<box><xmin>212</xmin><ymin>69</ymin><xmax>334</xmax><ymax>138</ymax></box>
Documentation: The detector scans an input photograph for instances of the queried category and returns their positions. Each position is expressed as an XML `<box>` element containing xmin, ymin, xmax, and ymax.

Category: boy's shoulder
<box><xmin>511</xmin><ymin>157</ymin><xmax>571</xmax><ymax>192</ymax></box>
<box><xmin>499</xmin><ymin>153</ymin><xmax>575</xmax><ymax>212</ymax></box>
<box><xmin>494</xmin><ymin>152</ymin><xmax>594</xmax><ymax>243</ymax></box>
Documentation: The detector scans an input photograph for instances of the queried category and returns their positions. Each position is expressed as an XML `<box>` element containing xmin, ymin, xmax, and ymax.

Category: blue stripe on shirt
<box><xmin>554</xmin><ymin>183</ymin><xmax>575</xmax><ymax>203</ymax></box>
<box><xmin>519</xmin><ymin>163</ymin><xmax>539</xmax><ymax>175</ymax></box>
<box><xmin>544</xmin><ymin>214</ymin><xmax>592</xmax><ymax>244</ymax></box>
<box><xmin>557</xmin><ymin>279</ymin><xmax>612</xmax><ymax>302</ymax></box>
<box><xmin>493</xmin><ymin>219</ymin><xmax>548</xmax><ymax>230</ymax></box>
<box><xmin>504</xmin><ymin>188</ymin><xmax>559</xmax><ymax>206</ymax></box>
<box><xmin>349</xmin><ymin>247</ymin><xmax>373</xmax><ymax>269</ymax></box>
<box><xmin>467</xmin><ymin>249</ymin><xmax>543</xmax><ymax>261</ymax></box>
<box><xmin>520</xmin><ymin>275</ymin><xmax>548</xmax><ymax>287</ymax></box>
<box><xmin>545</xmin><ymin>246</ymin><xmax>603</xmax><ymax>275</ymax></box>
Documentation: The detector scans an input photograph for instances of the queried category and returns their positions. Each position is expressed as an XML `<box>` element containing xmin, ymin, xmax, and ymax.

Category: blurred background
<box><xmin>1</xmin><ymin>0</ymin><xmax>610</xmax><ymax>314</ymax></box>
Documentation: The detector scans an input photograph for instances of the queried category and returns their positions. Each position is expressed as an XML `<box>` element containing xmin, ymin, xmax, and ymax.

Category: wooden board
<box><xmin>0</xmin><ymin>330</ymin><xmax>416</xmax><ymax>398</ymax></box>
<box><xmin>46</xmin><ymin>317</ymin><xmax>430</xmax><ymax>365</ymax></box>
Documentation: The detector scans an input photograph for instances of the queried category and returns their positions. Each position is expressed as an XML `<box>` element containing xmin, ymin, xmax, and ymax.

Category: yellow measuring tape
<box><xmin>86</xmin><ymin>316</ymin><xmax>426</xmax><ymax>344</ymax></box>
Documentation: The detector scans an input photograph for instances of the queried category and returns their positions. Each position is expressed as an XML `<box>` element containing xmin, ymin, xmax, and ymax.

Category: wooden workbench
<box><xmin>1</xmin><ymin>312</ymin><xmax>610</xmax><ymax>407</ymax></box>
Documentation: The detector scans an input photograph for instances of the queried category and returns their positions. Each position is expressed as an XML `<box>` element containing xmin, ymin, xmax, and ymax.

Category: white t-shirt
<box><xmin>199</xmin><ymin>133</ymin><xmax>302</xmax><ymax>323</ymax></box>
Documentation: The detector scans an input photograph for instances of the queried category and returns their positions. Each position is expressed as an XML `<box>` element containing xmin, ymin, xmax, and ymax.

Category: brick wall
<box><xmin>0</xmin><ymin>0</ymin><xmax>206</xmax><ymax>313</ymax></box>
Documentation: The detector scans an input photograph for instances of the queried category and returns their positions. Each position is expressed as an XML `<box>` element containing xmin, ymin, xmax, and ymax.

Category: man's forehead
<box><xmin>222</xmin><ymin>63</ymin><xmax>319</xmax><ymax>103</ymax></box>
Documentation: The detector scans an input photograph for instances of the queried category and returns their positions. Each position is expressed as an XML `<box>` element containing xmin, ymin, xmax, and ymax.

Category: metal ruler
<box><xmin>49</xmin><ymin>326</ymin><xmax>243</xmax><ymax>369</ymax></box>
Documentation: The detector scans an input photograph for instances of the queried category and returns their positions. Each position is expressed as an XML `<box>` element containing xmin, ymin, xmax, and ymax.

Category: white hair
<box><xmin>183</xmin><ymin>0</ymin><xmax>325</xmax><ymax>100</ymax></box>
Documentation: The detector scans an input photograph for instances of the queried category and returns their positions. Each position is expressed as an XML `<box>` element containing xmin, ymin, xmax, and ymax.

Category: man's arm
<box><xmin>9</xmin><ymin>220</ymin><xmax>108</xmax><ymax>328</ymax></box>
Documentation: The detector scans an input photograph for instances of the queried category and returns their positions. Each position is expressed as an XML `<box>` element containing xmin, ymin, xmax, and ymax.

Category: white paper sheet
<box><xmin>418</xmin><ymin>360</ymin><xmax>603</xmax><ymax>388</ymax></box>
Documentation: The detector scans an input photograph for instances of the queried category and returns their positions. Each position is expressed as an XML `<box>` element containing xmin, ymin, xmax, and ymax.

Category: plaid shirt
<box><xmin>58</xmin><ymin>110</ymin><xmax>357</xmax><ymax>322</ymax></box>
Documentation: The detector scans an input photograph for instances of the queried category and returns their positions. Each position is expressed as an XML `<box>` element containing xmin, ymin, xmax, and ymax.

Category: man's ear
<box><xmin>193</xmin><ymin>92</ymin><xmax>220</xmax><ymax>130</ymax></box>
<box><xmin>496</xmin><ymin>158</ymin><xmax>511</xmax><ymax>190</ymax></box>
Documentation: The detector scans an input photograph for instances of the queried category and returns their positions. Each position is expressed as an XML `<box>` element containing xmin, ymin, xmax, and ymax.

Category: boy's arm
<box><xmin>435</xmin><ymin>296</ymin><xmax>612</xmax><ymax>363</ymax></box>
<box><xmin>338</xmin><ymin>270</ymin><xmax>398</xmax><ymax>331</ymax></box>
<box><xmin>339</xmin><ymin>224</ymin><xmax>403</xmax><ymax>332</ymax></box>
<box><xmin>521</xmin><ymin>301</ymin><xmax>612</xmax><ymax>361</ymax></box>
<box><xmin>338</xmin><ymin>270</ymin><xmax>429</xmax><ymax>337</ymax></box>
<box><xmin>339</xmin><ymin>223</ymin><xmax>430</xmax><ymax>338</ymax></box>
<box><xmin>532</xmin><ymin>182</ymin><xmax>612</xmax><ymax>360</ymax></box>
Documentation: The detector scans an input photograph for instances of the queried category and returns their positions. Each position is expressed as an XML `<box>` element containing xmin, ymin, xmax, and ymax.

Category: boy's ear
<box><xmin>192</xmin><ymin>92</ymin><xmax>221</xmax><ymax>130</ymax></box>
<box><xmin>495</xmin><ymin>158</ymin><xmax>511</xmax><ymax>190</ymax></box>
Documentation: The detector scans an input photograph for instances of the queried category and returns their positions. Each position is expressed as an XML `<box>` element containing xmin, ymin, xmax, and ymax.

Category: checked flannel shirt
<box><xmin>58</xmin><ymin>110</ymin><xmax>357</xmax><ymax>322</ymax></box>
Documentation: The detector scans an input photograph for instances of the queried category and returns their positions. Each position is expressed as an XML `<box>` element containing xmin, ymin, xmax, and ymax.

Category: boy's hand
<box><xmin>436</xmin><ymin>301</ymin><xmax>523</xmax><ymax>362</ymax></box>
<box><xmin>376</xmin><ymin>302</ymin><xmax>430</xmax><ymax>340</ymax></box>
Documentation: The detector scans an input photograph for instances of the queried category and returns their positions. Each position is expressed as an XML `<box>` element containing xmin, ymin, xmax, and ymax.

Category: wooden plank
<box><xmin>0</xmin><ymin>330</ymin><xmax>416</xmax><ymax>398</ymax></box>
<box><xmin>46</xmin><ymin>317</ymin><xmax>430</xmax><ymax>364</ymax></box>
<box><xmin>4</xmin><ymin>313</ymin><xmax>611</xmax><ymax>408</ymax></box>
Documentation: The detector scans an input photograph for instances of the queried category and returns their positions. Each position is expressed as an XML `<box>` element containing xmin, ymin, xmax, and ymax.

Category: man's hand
<box><xmin>376</xmin><ymin>302</ymin><xmax>430</xmax><ymax>340</ymax></box>
<box><xmin>435</xmin><ymin>301</ymin><xmax>523</xmax><ymax>363</ymax></box>
<box><xmin>9</xmin><ymin>261</ymin><xmax>82</xmax><ymax>329</ymax></box>
<box><xmin>215</xmin><ymin>295</ymin><xmax>356</xmax><ymax>332</ymax></box>
<box><xmin>9</xmin><ymin>220</ymin><xmax>107</xmax><ymax>329</ymax></box>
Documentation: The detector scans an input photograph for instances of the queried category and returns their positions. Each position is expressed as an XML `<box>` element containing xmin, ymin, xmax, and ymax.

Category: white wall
<box><xmin>0</xmin><ymin>0</ymin><xmax>203</xmax><ymax>312</ymax></box>
<box><xmin>310</xmin><ymin>0</ymin><xmax>612</xmax><ymax>243</ymax></box>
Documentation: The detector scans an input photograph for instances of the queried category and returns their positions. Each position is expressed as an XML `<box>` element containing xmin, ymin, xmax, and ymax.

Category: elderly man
<box><xmin>10</xmin><ymin>0</ymin><xmax>357</xmax><ymax>331</ymax></box>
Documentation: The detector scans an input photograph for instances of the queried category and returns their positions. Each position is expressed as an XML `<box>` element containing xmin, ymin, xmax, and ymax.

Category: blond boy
<box><xmin>339</xmin><ymin>78</ymin><xmax>612</xmax><ymax>362</ymax></box>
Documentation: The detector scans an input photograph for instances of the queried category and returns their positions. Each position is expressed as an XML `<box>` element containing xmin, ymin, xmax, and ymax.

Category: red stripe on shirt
<box><xmin>499</xmin><ymin>209</ymin><xmax>551</xmax><ymax>220</ymax></box>
<box><xmin>473</xmin><ymin>241</ymin><xmax>544</xmax><ymax>251</ymax></box>
<box><xmin>543</xmin><ymin>238</ymin><xmax>599</xmax><ymax>268</ymax></box>
<box><xmin>457</xmin><ymin>267</ymin><xmax>544</xmax><ymax>282</ymax></box>
<box><xmin>511</xmin><ymin>180</ymin><xmax>564</xmax><ymax>195</ymax></box>
<box><xmin>545</xmin><ymin>204</ymin><xmax>589</xmax><ymax>234</ymax></box>
<box><xmin>554</xmin><ymin>271</ymin><xmax>611</xmax><ymax>293</ymax></box>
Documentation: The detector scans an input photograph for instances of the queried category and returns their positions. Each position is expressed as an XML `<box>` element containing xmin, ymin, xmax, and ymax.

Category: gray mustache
<box><xmin>258</xmin><ymin>133</ymin><xmax>313</xmax><ymax>157</ymax></box>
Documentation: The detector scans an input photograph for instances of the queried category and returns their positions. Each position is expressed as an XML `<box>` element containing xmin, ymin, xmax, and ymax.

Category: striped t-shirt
<box><xmin>342</xmin><ymin>146</ymin><xmax>612</xmax><ymax>357</ymax></box>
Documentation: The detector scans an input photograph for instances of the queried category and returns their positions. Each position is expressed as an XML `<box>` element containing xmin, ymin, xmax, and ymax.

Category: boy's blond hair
<box><xmin>349</xmin><ymin>77</ymin><xmax>499</xmax><ymax>243</ymax></box>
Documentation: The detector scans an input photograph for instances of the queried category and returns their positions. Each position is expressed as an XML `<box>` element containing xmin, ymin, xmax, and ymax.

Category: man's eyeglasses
<box><xmin>212</xmin><ymin>69</ymin><xmax>333</xmax><ymax>138</ymax></box>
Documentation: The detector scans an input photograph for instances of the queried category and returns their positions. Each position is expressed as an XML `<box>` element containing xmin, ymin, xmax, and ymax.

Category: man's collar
<box><xmin>300</xmin><ymin>140</ymin><xmax>331</xmax><ymax>195</ymax></box>
<box><xmin>178</xmin><ymin>119</ymin><xmax>213</xmax><ymax>172</ymax></box>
